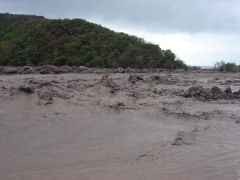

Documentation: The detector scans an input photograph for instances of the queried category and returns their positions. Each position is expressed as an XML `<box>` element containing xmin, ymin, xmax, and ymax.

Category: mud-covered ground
<box><xmin>0</xmin><ymin>72</ymin><xmax>240</xmax><ymax>180</ymax></box>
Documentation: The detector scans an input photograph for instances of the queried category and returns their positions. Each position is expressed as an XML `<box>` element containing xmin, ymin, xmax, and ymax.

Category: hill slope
<box><xmin>0</xmin><ymin>13</ymin><xmax>186</xmax><ymax>69</ymax></box>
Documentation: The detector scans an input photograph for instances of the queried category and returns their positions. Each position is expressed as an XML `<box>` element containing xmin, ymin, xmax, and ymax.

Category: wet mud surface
<box><xmin>0</xmin><ymin>72</ymin><xmax>240</xmax><ymax>180</ymax></box>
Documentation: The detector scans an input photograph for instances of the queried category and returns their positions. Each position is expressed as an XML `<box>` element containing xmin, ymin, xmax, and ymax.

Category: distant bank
<box><xmin>0</xmin><ymin>13</ymin><xmax>186</xmax><ymax>70</ymax></box>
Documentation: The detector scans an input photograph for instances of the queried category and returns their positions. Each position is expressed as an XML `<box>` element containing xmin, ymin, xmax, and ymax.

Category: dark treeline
<box><xmin>0</xmin><ymin>13</ymin><xmax>187</xmax><ymax>69</ymax></box>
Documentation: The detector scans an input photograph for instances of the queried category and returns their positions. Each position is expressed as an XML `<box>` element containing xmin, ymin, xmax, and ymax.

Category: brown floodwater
<box><xmin>0</xmin><ymin>73</ymin><xmax>240</xmax><ymax>180</ymax></box>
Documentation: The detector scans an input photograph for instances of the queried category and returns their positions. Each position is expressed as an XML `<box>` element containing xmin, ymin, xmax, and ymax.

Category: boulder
<box><xmin>225</xmin><ymin>87</ymin><xmax>232</xmax><ymax>94</ymax></box>
<box><xmin>182</xmin><ymin>86</ymin><xmax>239</xmax><ymax>100</ymax></box>
<box><xmin>184</xmin><ymin>86</ymin><xmax>204</xmax><ymax>98</ymax></box>
<box><xmin>199</xmin><ymin>88</ymin><xmax>212</xmax><ymax>98</ymax></box>
<box><xmin>39</xmin><ymin>65</ymin><xmax>60</xmax><ymax>74</ymax></box>
<box><xmin>211</xmin><ymin>86</ymin><xmax>222</xmax><ymax>95</ymax></box>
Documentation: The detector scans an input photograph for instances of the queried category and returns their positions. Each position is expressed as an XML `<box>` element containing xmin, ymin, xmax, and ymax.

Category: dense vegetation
<box><xmin>0</xmin><ymin>13</ymin><xmax>187</xmax><ymax>69</ymax></box>
<box><xmin>215</xmin><ymin>61</ymin><xmax>239</xmax><ymax>72</ymax></box>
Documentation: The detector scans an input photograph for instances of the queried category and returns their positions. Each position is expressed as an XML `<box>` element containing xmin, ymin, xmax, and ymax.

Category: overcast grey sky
<box><xmin>1</xmin><ymin>0</ymin><xmax>240</xmax><ymax>66</ymax></box>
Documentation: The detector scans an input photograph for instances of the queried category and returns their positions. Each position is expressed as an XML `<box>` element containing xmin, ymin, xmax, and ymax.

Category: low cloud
<box><xmin>1</xmin><ymin>0</ymin><xmax>240</xmax><ymax>33</ymax></box>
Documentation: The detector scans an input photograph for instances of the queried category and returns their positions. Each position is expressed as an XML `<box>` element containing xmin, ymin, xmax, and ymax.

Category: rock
<box><xmin>39</xmin><ymin>65</ymin><xmax>60</xmax><ymax>74</ymax></box>
<box><xmin>18</xmin><ymin>66</ymin><xmax>33</xmax><ymax>74</ymax></box>
<box><xmin>184</xmin><ymin>86</ymin><xmax>204</xmax><ymax>98</ymax></box>
<box><xmin>3</xmin><ymin>67</ymin><xmax>18</xmax><ymax>74</ymax></box>
<box><xmin>19</xmin><ymin>85</ymin><xmax>35</xmax><ymax>94</ymax></box>
<box><xmin>183</xmin><ymin>86</ymin><xmax>219</xmax><ymax>99</ymax></box>
<box><xmin>199</xmin><ymin>88</ymin><xmax>212</xmax><ymax>98</ymax></box>
<box><xmin>128</xmin><ymin>75</ymin><xmax>144</xmax><ymax>83</ymax></box>
<box><xmin>211</xmin><ymin>86</ymin><xmax>222</xmax><ymax>95</ymax></box>
<box><xmin>181</xmin><ymin>85</ymin><xmax>240</xmax><ymax>100</ymax></box>
<box><xmin>225</xmin><ymin>87</ymin><xmax>232</xmax><ymax>94</ymax></box>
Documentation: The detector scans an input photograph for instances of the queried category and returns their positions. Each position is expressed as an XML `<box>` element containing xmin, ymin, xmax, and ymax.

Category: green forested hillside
<box><xmin>0</xmin><ymin>13</ymin><xmax>187</xmax><ymax>69</ymax></box>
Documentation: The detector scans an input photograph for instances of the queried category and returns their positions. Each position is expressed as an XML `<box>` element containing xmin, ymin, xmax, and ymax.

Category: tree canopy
<box><xmin>0</xmin><ymin>13</ymin><xmax>187</xmax><ymax>69</ymax></box>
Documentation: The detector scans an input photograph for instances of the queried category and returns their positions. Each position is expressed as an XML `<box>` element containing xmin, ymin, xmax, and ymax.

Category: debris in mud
<box><xmin>38</xmin><ymin>88</ymin><xmax>53</xmax><ymax>101</ymax></box>
<box><xmin>27</xmin><ymin>80</ymin><xmax>73</xmax><ymax>103</ymax></box>
<box><xmin>224</xmin><ymin>79</ymin><xmax>240</xmax><ymax>86</ymax></box>
<box><xmin>172</xmin><ymin>137</ymin><xmax>186</xmax><ymax>146</ymax></box>
<box><xmin>203</xmin><ymin>125</ymin><xmax>210</xmax><ymax>130</ymax></box>
<box><xmin>19</xmin><ymin>85</ymin><xmax>35</xmax><ymax>94</ymax></box>
<box><xmin>148</xmin><ymin>75</ymin><xmax>177</xmax><ymax>85</ymax></box>
<box><xmin>181</xmin><ymin>85</ymin><xmax>240</xmax><ymax>100</ymax></box>
<box><xmin>101</xmin><ymin>75</ymin><xmax>119</xmax><ymax>93</ymax></box>
<box><xmin>128</xmin><ymin>90</ymin><xmax>142</xmax><ymax>99</ymax></box>
<box><xmin>39</xmin><ymin>87</ymin><xmax>72</xmax><ymax>100</ymax></box>
<box><xmin>136</xmin><ymin>151</ymin><xmax>156</xmax><ymax>161</ymax></box>
<box><xmin>38</xmin><ymin>65</ymin><xmax>61</xmax><ymax>74</ymax></box>
<box><xmin>114</xmin><ymin>67</ymin><xmax>125</xmax><ymax>73</ymax></box>
<box><xmin>60</xmin><ymin>65</ymin><xmax>73</xmax><ymax>73</ymax></box>
<box><xmin>172</xmin><ymin>131</ymin><xmax>188</xmax><ymax>146</ymax></box>
<box><xmin>128</xmin><ymin>75</ymin><xmax>144</xmax><ymax>83</ymax></box>
<box><xmin>192</xmin><ymin>128</ymin><xmax>199</xmax><ymax>133</ymax></box>
<box><xmin>172</xmin><ymin>129</ymin><xmax>198</xmax><ymax>146</ymax></box>
<box><xmin>162</xmin><ymin>108</ymin><xmax>210</xmax><ymax>120</ymax></box>
<box><xmin>152</xmin><ymin>88</ymin><xmax>163</xmax><ymax>95</ymax></box>
<box><xmin>235</xmin><ymin>120</ymin><xmax>240</xmax><ymax>124</ymax></box>
<box><xmin>3</xmin><ymin>67</ymin><xmax>18</xmax><ymax>74</ymax></box>
<box><xmin>109</xmin><ymin>102</ymin><xmax>126</xmax><ymax>110</ymax></box>
<box><xmin>199</xmin><ymin>112</ymin><xmax>211</xmax><ymax>120</ymax></box>
<box><xmin>18</xmin><ymin>66</ymin><xmax>33</xmax><ymax>74</ymax></box>
<box><xmin>148</xmin><ymin>75</ymin><xmax>162</xmax><ymax>82</ymax></box>
<box><xmin>173</xmin><ymin>111</ymin><xmax>200</xmax><ymax>119</ymax></box>
<box><xmin>154</xmin><ymin>88</ymin><xmax>169</xmax><ymax>96</ymax></box>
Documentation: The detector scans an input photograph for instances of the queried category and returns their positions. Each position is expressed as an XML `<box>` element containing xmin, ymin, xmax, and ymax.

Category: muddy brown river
<box><xmin>0</xmin><ymin>72</ymin><xmax>240</xmax><ymax>180</ymax></box>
